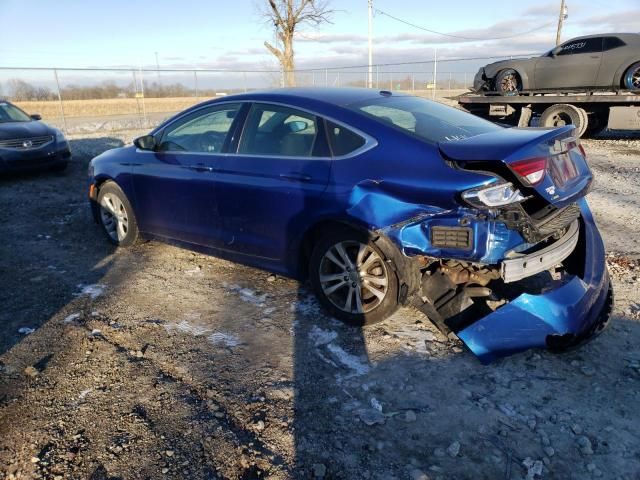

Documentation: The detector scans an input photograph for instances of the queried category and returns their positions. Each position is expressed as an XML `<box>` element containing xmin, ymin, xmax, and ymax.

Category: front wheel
<box><xmin>97</xmin><ymin>182</ymin><xmax>139</xmax><ymax>247</ymax></box>
<box><xmin>309</xmin><ymin>228</ymin><xmax>399</xmax><ymax>326</ymax></box>
<box><xmin>495</xmin><ymin>69</ymin><xmax>522</xmax><ymax>95</ymax></box>
<box><xmin>623</xmin><ymin>62</ymin><xmax>640</xmax><ymax>91</ymax></box>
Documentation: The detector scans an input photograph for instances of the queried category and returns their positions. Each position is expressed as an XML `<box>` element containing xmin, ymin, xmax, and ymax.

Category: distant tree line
<box><xmin>1</xmin><ymin>78</ymin><xmax>218</xmax><ymax>101</ymax></box>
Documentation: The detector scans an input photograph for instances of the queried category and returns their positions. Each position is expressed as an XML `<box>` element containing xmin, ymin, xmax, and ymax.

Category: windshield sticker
<box><xmin>561</xmin><ymin>41</ymin><xmax>586</xmax><ymax>52</ymax></box>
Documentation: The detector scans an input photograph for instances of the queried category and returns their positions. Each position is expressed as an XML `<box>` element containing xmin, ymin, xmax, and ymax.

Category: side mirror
<box><xmin>134</xmin><ymin>134</ymin><xmax>157</xmax><ymax>151</ymax></box>
<box><xmin>30</xmin><ymin>114</ymin><xmax>42</xmax><ymax>121</ymax></box>
<box><xmin>550</xmin><ymin>46</ymin><xmax>562</xmax><ymax>57</ymax></box>
<box><xmin>286</xmin><ymin>120</ymin><xmax>309</xmax><ymax>133</ymax></box>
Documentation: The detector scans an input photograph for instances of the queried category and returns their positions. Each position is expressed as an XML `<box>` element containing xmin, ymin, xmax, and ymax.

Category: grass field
<box><xmin>14</xmin><ymin>90</ymin><xmax>468</xmax><ymax>122</ymax></box>
<box><xmin>15</xmin><ymin>97</ymin><xmax>208</xmax><ymax>120</ymax></box>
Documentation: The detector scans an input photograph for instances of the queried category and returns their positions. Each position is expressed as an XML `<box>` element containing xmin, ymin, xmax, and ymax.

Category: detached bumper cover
<box><xmin>458</xmin><ymin>198</ymin><xmax>612</xmax><ymax>363</ymax></box>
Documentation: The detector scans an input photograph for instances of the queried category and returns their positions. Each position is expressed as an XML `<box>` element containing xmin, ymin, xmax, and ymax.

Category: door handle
<box><xmin>188</xmin><ymin>164</ymin><xmax>212</xmax><ymax>172</ymax></box>
<box><xmin>280</xmin><ymin>172</ymin><xmax>312</xmax><ymax>182</ymax></box>
<box><xmin>590</xmin><ymin>55</ymin><xmax>600</xmax><ymax>59</ymax></box>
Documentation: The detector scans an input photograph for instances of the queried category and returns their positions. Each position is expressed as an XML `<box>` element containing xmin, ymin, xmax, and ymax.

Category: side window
<box><xmin>159</xmin><ymin>103</ymin><xmax>241</xmax><ymax>153</ymax></box>
<box><xmin>603</xmin><ymin>36</ymin><xmax>626</xmax><ymax>51</ymax></box>
<box><xmin>558</xmin><ymin>38</ymin><xmax>602</xmax><ymax>56</ymax></box>
<box><xmin>238</xmin><ymin>104</ymin><xmax>318</xmax><ymax>157</ymax></box>
<box><xmin>325</xmin><ymin>121</ymin><xmax>366</xmax><ymax>156</ymax></box>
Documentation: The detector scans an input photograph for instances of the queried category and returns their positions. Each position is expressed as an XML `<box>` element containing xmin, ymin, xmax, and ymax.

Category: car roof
<box><xmin>563</xmin><ymin>32</ymin><xmax>640</xmax><ymax>42</ymax></box>
<box><xmin>202</xmin><ymin>87</ymin><xmax>406</xmax><ymax>108</ymax></box>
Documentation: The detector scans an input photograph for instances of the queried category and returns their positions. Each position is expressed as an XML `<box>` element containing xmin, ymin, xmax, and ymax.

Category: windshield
<box><xmin>0</xmin><ymin>102</ymin><xmax>32</xmax><ymax>123</ymax></box>
<box><xmin>349</xmin><ymin>95</ymin><xmax>501</xmax><ymax>144</ymax></box>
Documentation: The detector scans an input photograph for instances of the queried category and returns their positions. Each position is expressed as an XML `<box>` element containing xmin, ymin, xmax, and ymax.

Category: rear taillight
<box><xmin>510</xmin><ymin>157</ymin><xmax>547</xmax><ymax>185</ymax></box>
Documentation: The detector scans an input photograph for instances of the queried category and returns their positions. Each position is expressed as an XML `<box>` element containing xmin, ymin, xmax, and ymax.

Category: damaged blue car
<box><xmin>88</xmin><ymin>88</ymin><xmax>613</xmax><ymax>363</ymax></box>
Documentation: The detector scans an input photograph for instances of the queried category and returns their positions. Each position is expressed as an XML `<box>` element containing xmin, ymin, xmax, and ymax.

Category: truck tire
<box><xmin>583</xmin><ymin>112</ymin><xmax>608</xmax><ymax>138</ymax></box>
<box><xmin>539</xmin><ymin>104</ymin><xmax>588</xmax><ymax>138</ymax></box>
<box><xmin>495</xmin><ymin>69</ymin><xmax>522</xmax><ymax>95</ymax></box>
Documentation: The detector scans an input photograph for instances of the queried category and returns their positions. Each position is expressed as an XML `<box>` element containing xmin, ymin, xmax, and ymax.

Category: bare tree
<box><xmin>262</xmin><ymin>0</ymin><xmax>333</xmax><ymax>87</ymax></box>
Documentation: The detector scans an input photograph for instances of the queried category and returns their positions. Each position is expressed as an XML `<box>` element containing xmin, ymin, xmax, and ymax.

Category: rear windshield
<box><xmin>0</xmin><ymin>102</ymin><xmax>31</xmax><ymax>123</ymax></box>
<box><xmin>349</xmin><ymin>95</ymin><xmax>501</xmax><ymax>143</ymax></box>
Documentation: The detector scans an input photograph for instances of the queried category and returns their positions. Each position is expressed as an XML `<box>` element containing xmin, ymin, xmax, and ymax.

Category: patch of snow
<box><xmin>78</xmin><ymin>389</ymin><xmax>92</xmax><ymax>401</ymax></box>
<box><xmin>309</xmin><ymin>325</ymin><xmax>338</xmax><ymax>346</ymax></box>
<box><xmin>64</xmin><ymin>313</ymin><xmax>81</xmax><ymax>324</ymax></box>
<box><xmin>163</xmin><ymin>320</ymin><xmax>211</xmax><ymax>336</ymax></box>
<box><xmin>208</xmin><ymin>332</ymin><xmax>240</xmax><ymax>347</ymax></box>
<box><xmin>227</xmin><ymin>284</ymin><xmax>268</xmax><ymax>306</ymax></box>
<box><xmin>326</xmin><ymin>343</ymin><xmax>370</xmax><ymax>377</ymax></box>
<box><xmin>75</xmin><ymin>284</ymin><xmax>106</xmax><ymax>299</ymax></box>
<box><xmin>18</xmin><ymin>327</ymin><xmax>35</xmax><ymax>335</ymax></box>
<box><xmin>370</xmin><ymin>397</ymin><xmax>383</xmax><ymax>412</ymax></box>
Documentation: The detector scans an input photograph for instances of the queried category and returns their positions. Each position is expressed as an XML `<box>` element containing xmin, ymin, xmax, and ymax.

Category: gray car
<box><xmin>474</xmin><ymin>33</ymin><xmax>640</xmax><ymax>94</ymax></box>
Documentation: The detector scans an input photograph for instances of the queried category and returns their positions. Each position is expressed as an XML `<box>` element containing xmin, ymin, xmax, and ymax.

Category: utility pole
<box><xmin>555</xmin><ymin>0</ymin><xmax>568</xmax><ymax>46</ymax></box>
<box><xmin>367</xmin><ymin>0</ymin><xmax>373</xmax><ymax>88</ymax></box>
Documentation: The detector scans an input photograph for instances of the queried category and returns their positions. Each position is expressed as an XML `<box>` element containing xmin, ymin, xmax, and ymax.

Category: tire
<box><xmin>309</xmin><ymin>227</ymin><xmax>399</xmax><ymax>326</ymax></box>
<box><xmin>96</xmin><ymin>181</ymin><xmax>139</xmax><ymax>247</ymax></box>
<box><xmin>539</xmin><ymin>104</ymin><xmax>588</xmax><ymax>137</ymax></box>
<box><xmin>623</xmin><ymin>62</ymin><xmax>640</xmax><ymax>91</ymax></box>
<box><xmin>495</xmin><ymin>69</ymin><xmax>522</xmax><ymax>95</ymax></box>
<box><xmin>583</xmin><ymin>112</ymin><xmax>608</xmax><ymax>138</ymax></box>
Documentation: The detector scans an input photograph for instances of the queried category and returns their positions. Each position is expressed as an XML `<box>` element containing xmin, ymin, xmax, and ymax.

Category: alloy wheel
<box><xmin>319</xmin><ymin>241</ymin><xmax>389</xmax><ymax>314</ymax></box>
<box><xmin>500</xmin><ymin>73</ymin><xmax>519</xmax><ymax>92</ymax></box>
<box><xmin>99</xmin><ymin>193</ymin><xmax>129</xmax><ymax>242</ymax></box>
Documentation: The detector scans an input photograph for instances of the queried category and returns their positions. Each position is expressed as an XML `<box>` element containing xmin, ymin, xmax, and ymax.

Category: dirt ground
<box><xmin>1</xmin><ymin>129</ymin><xmax>639</xmax><ymax>480</ymax></box>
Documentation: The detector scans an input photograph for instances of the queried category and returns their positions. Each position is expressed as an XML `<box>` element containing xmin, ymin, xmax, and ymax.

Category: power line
<box><xmin>374</xmin><ymin>8</ymin><xmax>556</xmax><ymax>41</ymax></box>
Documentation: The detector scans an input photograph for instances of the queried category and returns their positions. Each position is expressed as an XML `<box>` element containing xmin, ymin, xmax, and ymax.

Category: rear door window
<box><xmin>238</xmin><ymin>104</ymin><xmax>320</xmax><ymax>157</ymax></box>
<box><xmin>603</xmin><ymin>36</ymin><xmax>626</xmax><ymax>51</ymax></box>
<box><xmin>325</xmin><ymin>121</ymin><xmax>365</xmax><ymax>156</ymax></box>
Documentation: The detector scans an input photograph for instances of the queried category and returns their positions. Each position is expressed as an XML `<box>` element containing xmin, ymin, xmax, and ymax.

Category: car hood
<box><xmin>0</xmin><ymin>120</ymin><xmax>54</xmax><ymax>140</ymax></box>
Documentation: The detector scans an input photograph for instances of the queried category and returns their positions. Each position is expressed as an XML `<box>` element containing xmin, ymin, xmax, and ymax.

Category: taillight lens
<box><xmin>510</xmin><ymin>157</ymin><xmax>547</xmax><ymax>185</ymax></box>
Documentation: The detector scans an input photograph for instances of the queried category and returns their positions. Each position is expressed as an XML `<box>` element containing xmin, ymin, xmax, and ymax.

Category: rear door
<box><xmin>534</xmin><ymin>37</ymin><xmax>604</xmax><ymax>89</ymax></box>
<box><xmin>132</xmin><ymin>102</ymin><xmax>243</xmax><ymax>245</ymax></box>
<box><xmin>210</xmin><ymin>102</ymin><xmax>332</xmax><ymax>260</ymax></box>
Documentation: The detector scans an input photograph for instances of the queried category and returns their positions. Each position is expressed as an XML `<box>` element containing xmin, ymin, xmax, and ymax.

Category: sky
<box><xmin>0</xmin><ymin>0</ymin><xmax>639</xmax><ymax>91</ymax></box>
<box><xmin>1</xmin><ymin>0</ymin><xmax>639</xmax><ymax>71</ymax></box>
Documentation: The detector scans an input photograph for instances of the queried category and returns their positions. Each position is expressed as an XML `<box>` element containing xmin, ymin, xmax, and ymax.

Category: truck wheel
<box><xmin>583</xmin><ymin>112</ymin><xmax>608</xmax><ymax>138</ymax></box>
<box><xmin>623</xmin><ymin>62</ymin><xmax>640</xmax><ymax>91</ymax></box>
<box><xmin>539</xmin><ymin>104</ymin><xmax>588</xmax><ymax>137</ymax></box>
<box><xmin>495</xmin><ymin>69</ymin><xmax>522</xmax><ymax>95</ymax></box>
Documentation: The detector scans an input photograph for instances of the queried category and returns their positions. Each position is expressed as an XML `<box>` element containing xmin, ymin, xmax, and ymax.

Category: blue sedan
<box><xmin>88</xmin><ymin>88</ymin><xmax>612</xmax><ymax>363</ymax></box>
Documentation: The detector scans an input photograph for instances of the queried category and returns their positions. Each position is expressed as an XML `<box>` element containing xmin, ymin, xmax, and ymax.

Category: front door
<box><xmin>211</xmin><ymin>102</ymin><xmax>332</xmax><ymax>260</ymax></box>
<box><xmin>132</xmin><ymin>102</ymin><xmax>243</xmax><ymax>246</ymax></box>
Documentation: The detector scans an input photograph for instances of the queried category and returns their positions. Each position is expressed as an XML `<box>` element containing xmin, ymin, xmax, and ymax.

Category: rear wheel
<box><xmin>309</xmin><ymin>228</ymin><xmax>399</xmax><ymax>326</ymax></box>
<box><xmin>539</xmin><ymin>104</ymin><xmax>588</xmax><ymax>137</ymax></box>
<box><xmin>97</xmin><ymin>182</ymin><xmax>139</xmax><ymax>247</ymax></box>
<box><xmin>623</xmin><ymin>62</ymin><xmax>640</xmax><ymax>91</ymax></box>
<box><xmin>495</xmin><ymin>69</ymin><xmax>522</xmax><ymax>95</ymax></box>
<box><xmin>583</xmin><ymin>112</ymin><xmax>608</xmax><ymax>138</ymax></box>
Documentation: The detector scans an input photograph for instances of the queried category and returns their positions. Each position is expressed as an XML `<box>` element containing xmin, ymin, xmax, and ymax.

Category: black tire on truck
<box><xmin>539</xmin><ymin>104</ymin><xmax>588</xmax><ymax>138</ymax></box>
<box><xmin>583</xmin><ymin>111</ymin><xmax>609</xmax><ymax>138</ymax></box>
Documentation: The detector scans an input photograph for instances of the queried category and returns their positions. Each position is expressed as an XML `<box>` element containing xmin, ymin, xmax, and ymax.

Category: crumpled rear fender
<box><xmin>345</xmin><ymin>179</ymin><xmax>526</xmax><ymax>265</ymax></box>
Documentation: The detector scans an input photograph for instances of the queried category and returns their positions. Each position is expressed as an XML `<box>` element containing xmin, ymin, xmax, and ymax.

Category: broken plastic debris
<box><xmin>357</xmin><ymin>408</ymin><xmax>386</xmax><ymax>426</ymax></box>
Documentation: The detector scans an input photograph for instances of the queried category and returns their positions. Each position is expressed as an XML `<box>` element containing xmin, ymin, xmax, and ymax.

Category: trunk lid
<box><xmin>439</xmin><ymin>126</ymin><xmax>592</xmax><ymax>208</ymax></box>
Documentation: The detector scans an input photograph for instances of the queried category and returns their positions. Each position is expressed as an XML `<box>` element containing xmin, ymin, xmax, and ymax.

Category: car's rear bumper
<box><xmin>457</xmin><ymin>198</ymin><xmax>612</xmax><ymax>363</ymax></box>
<box><xmin>0</xmin><ymin>144</ymin><xmax>71</xmax><ymax>173</ymax></box>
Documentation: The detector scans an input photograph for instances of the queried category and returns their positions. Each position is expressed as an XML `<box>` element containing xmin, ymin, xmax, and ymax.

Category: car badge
<box><xmin>22</xmin><ymin>140</ymin><xmax>33</xmax><ymax>148</ymax></box>
<box><xmin>545</xmin><ymin>186</ymin><xmax>556</xmax><ymax>195</ymax></box>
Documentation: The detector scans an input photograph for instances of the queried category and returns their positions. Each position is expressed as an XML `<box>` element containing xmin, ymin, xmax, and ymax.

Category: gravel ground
<box><xmin>1</xmin><ymin>130</ymin><xmax>639</xmax><ymax>480</ymax></box>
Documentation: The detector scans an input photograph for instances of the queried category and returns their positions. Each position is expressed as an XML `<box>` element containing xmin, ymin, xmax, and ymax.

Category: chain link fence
<box><xmin>0</xmin><ymin>53</ymin><xmax>534</xmax><ymax>134</ymax></box>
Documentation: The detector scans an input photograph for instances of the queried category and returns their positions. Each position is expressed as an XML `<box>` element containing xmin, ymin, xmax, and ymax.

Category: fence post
<box><xmin>325</xmin><ymin>68</ymin><xmax>328</xmax><ymax>87</ymax></box>
<box><xmin>464</xmin><ymin>72</ymin><xmax>467</xmax><ymax>89</ymax></box>
<box><xmin>376</xmin><ymin>65</ymin><xmax>379</xmax><ymax>89</ymax></box>
<box><xmin>132</xmin><ymin>70</ymin><xmax>142</xmax><ymax>129</ymax></box>
<box><xmin>449</xmin><ymin>72</ymin><xmax>452</xmax><ymax>92</ymax></box>
<box><xmin>389</xmin><ymin>74</ymin><xmax>392</xmax><ymax>91</ymax></box>
<box><xmin>243</xmin><ymin>71</ymin><xmax>247</xmax><ymax>92</ymax></box>
<box><xmin>412</xmin><ymin>73</ymin><xmax>415</xmax><ymax>92</ymax></box>
<box><xmin>194</xmin><ymin>71</ymin><xmax>198</xmax><ymax>98</ymax></box>
<box><xmin>336</xmin><ymin>71</ymin><xmax>340</xmax><ymax>87</ymax></box>
<box><xmin>52</xmin><ymin>69</ymin><xmax>67</xmax><ymax>133</ymax></box>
